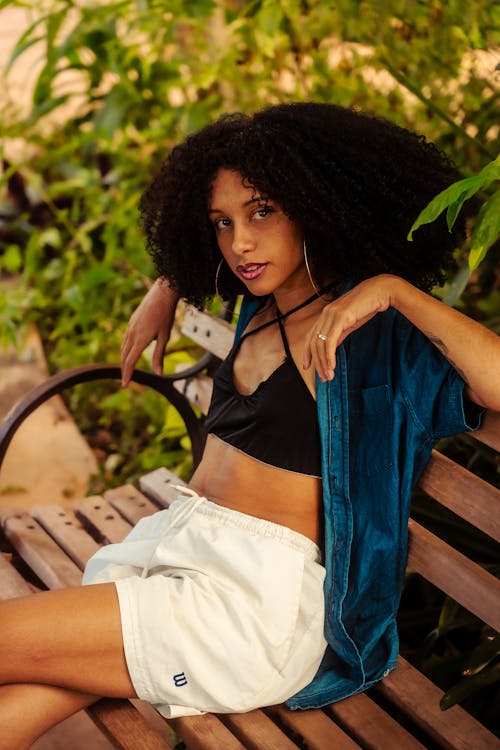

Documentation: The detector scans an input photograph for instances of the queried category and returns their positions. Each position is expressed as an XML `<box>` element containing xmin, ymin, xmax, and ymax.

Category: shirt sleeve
<box><xmin>394</xmin><ymin>312</ymin><xmax>484</xmax><ymax>441</ymax></box>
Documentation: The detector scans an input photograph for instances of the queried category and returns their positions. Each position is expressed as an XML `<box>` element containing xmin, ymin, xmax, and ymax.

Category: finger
<box><xmin>152</xmin><ymin>333</ymin><xmax>168</xmax><ymax>375</ymax></box>
<box><xmin>311</xmin><ymin>330</ymin><xmax>331</xmax><ymax>382</ymax></box>
<box><xmin>323</xmin><ymin>338</ymin><xmax>337</xmax><ymax>380</ymax></box>
<box><xmin>120</xmin><ymin>324</ymin><xmax>136</xmax><ymax>362</ymax></box>
<box><xmin>121</xmin><ymin>356</ymin><xmax>133</xmax><ymax>387</ymax></box>
<box><xmin>317</xmin><ymin>316</ymin><xmax>337</xmax><ymax>379</ymax></box>
<box><xmin>120</xmin><ymin>330</ymin><xmax>131</xmax><ymax>357</ymax></box>
<box><xmin>121</xmin><ymin>342</ymin><xmax>143</xmax><ymax>387</ymax></box>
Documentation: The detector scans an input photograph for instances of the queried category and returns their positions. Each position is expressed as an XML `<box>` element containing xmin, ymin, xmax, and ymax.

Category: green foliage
<box><xmin>409</xmin><ymin>154</ymin><xmax>500</xmax><ymax>272</ymax></box>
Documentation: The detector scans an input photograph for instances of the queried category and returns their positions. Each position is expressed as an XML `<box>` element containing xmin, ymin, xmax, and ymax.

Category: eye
<box><xmin>253</xmin><ymin>205</ymin><xmax>274</xmax><ymax>221</ymax></box>
<box><xmin>213</xmin><ymin>217</ymin><xmax>232</xmax><ymax>231</ymax></box>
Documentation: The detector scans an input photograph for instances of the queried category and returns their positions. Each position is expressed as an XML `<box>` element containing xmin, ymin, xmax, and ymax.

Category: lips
<box><xmin>236</xmin><ymin>262</ymin><xmax>268</xmax><ymax>281</ymax></box>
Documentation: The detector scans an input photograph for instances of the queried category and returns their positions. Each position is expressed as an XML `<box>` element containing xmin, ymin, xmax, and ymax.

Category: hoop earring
<box><xmin>215</xmin><ymin>258</ymin><xmax>224</xmax><ymax>298</ymax></box>
<box><xmin>303</xmin><ymin>241</ymin><xmax>321</xmax><ymax>296</ymax></box>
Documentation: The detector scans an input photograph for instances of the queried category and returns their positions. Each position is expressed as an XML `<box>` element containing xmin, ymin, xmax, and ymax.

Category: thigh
<box><xmin>0</xmin><ymin>583</ymin><xmax>136</xmax><ymax>698</ymax></box>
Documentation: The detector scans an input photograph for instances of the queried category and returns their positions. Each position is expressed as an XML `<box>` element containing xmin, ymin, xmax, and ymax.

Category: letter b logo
<box><xmin>173</xmin><ymin>672</ymin><xmax>188</xmax><ymax>687</ymax></box>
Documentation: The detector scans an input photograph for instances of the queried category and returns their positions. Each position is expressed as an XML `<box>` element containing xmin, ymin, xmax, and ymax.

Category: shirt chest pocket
<box><xmin>349</xmin><ymin>385</ymin><xmax>394</xmax><ymax>477</ymax></box>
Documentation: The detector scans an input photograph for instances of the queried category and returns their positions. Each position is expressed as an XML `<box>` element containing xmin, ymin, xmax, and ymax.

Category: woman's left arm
<box><xmin>305</xmin><ymin>274</ymin><xmax>500</xmax><ymax>410</ymax></box>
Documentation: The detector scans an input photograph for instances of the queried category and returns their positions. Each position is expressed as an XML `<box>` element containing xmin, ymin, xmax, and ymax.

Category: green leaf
<box><xmin>79</xmin><ymin>264</ymin><xmax>117</xmax><ymax>292</ymax></box>
<box><xmin>440</xmin><ymin>660</ymin><xmax>500</xmax><ymax>710</ymax></box>
<box><xmin>4</xmin><ymin>12</ymin><xmax>48</xmax><ymax>73</ymax></box>
<box><xmin>468</xmin><ymin>190</ymin><xmax>500</xmax><ymax>271</ymax></box>
<box><xmin>437</xmin><ymin>597</ymin><xmax>476</xmax><ymax>636</ymax></box>
<box><xmin>1</xmin><ymin>245</ymin><xmax>23</xmax><ymax>273</ymax></box>
<box><xmin>92</xmin><ymin>85</ymin><xmax>129</xmax><ymax>137</ymax></box>
<box><xmin>460</xmin><ymin>634</ymin><xmax>500</xmax><ymax>678</ymax></box>
<box><xmin>408</xmin><ymin>175</ymin><xmax>484</xmax><ymax>240</ymax></box>
<box><xmin>408</xmin><ymin>154</ymin><xmax>500</xmax><ymax>240</ymax></box>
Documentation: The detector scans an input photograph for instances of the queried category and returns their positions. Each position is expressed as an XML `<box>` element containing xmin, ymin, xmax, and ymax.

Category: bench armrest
<box><xmin>0</xmin><ymin>362</ymin><xmax>209</xmax><ymax>472</ymax></box>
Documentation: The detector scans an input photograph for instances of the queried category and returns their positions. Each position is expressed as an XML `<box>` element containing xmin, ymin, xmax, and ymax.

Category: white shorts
<box><xmin>82</xmin><ymin>488</ymin><xmax>327</xmax><ymax>718</ymax></box>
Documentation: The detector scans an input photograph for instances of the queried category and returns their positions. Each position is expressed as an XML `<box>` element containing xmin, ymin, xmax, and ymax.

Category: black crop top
<box><xmin>204</xmin><ymin>300</ymin><xmax>322</xmax><ymax>477</ymax></box>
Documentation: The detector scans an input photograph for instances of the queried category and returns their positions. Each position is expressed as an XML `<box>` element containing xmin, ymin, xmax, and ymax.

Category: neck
<box><xmin>272</xmin><ymin>281</ymin><xmax>336</xmax><ymax>321</ymax></box>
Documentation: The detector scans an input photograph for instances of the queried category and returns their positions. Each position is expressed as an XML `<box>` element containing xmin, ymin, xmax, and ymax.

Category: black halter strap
<box><xmin>238</xmin><ymin>281</ymin><xmax>336</xmax><ymax>346</ymax></box>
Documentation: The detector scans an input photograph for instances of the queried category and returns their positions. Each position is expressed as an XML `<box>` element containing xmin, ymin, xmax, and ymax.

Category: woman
<box><xmin>1</xmin><ymin>103</ymin><xmax>498</xmax><ymax>748</ymax></box>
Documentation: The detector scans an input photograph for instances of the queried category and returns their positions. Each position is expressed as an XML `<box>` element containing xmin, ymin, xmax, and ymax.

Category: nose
<box><xmin>232</xmin><ymin>222</ymin><xmax>256</xmax><ymax>255</ymax></box>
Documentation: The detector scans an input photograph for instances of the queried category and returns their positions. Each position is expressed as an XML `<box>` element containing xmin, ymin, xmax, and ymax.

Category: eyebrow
<box><xmin>208</xmin><ymin>196</ymin><xmax>265</xmax><ymax>214</ymax></box>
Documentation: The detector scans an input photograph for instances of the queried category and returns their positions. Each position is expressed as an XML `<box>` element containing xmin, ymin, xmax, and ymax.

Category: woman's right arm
<box><xmin>120</xmin><ymin>277</ymin><xmax>180</xmax><ymax>386</ymax></box>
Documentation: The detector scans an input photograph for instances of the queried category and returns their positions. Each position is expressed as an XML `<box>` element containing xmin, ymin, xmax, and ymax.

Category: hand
<box><xmin>120</xmin><ymin>278</ymin><xmax>180</xmax><ymax>386</ymax></box>
<box><xmin>303</xmin><ymin>275</ymin><xmax>398</xmax><ymax>381</ymax></box>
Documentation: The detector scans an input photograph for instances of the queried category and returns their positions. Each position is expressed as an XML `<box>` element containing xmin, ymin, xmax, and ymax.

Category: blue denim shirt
<box><xmin>235</xmin><ymin>293</ymin><xmax>483</xmax><ymax>709</ymax></box>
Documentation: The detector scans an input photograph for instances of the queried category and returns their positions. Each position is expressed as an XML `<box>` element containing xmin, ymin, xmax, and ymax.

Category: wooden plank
<box><xmin>138</xmin><ymin>468</ymin><xmax>187</xmax><ymax>509</ymax></box>
<box><xmin>182</xmin><ymin>306</ymin><xmax>234</xmax><ymax>360</ymax></box>
<box><xmin>267</xmin><ymin>705</ymin><xmax>362</xmax><ymax>750</ymax></box>
<box><xmin>326</xmin><ymin>691</ymin><xmax>426</xmax><ymax>750</ymax></box>
<box><xmin>419</xmin><ymin>450</ymin><xmax>500</xmax><ymax>542</ymax></box>
<box><xmin>73</xmin><ymin>496</ymin><xmax>132</xmax><ymax>545</ymax></box>
<box><xmin>375</xmin><ymin>657</ymin><xmax>500</xmax><ymax>750</ymax></box>
<box><xmin>473</xmin><ymin>408</ymin><xmax>500</xmax><ymax>452</ymax></box>
<box><xmin>407</xmin><ymin>520</ymin><xmax>500</xmax><ymax>631</ymax></box>
<box><xmin>169</xmin><ymin>713</ymin><xmax>247</xmax><ymax>750</ymax></box>
<box><xmin>31</xmin><ymin>504</ymin><xmax>100</xmax><ymax>569</ymax></box>
<box><xmin>89</xmin><ymin>698</ymin><xmax>174</xmax><ymax>750</ymax></box>
<box><xmin>174</xmin><ymin>371</ymin><xmax>214</xmax><ymax>415</ymax></box>
<box><xmin>0</xmin><ymin>509</ymin><xmax>82</xmax><ymax>589</ymax></box>
<box><xmin>0</xmin><ymin>552</ymin><xmax>35</xmax><ymax>599</ymax></box>
<box><xmin>105</xmin><ymin>484</ymin><xmax>160</xmax><ymax>525</ymax></box>
<box><xmin>223</xmin><ymin>709</ymin><xmax>300</xmax><ymax>749</ymax></box>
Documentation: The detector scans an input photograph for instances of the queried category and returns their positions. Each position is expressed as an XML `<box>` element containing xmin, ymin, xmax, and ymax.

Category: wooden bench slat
<box><xmin>408</xmin><ymin>520</ymin><xmax>500</xmax><ymax>631</ymax></box>
<box><xmin>375</xmin><ymin>657</ymin><xmax>500</xmax><ymax>750</ymax></box>
<box><xmin>326</xmin><ymin>690</ymin><xmax>427</xmax><ymax>749</ymax></box>
<box><xmin>105</xmin><ymin>484</ymin><xmax>161</xmax><ymax>525</ymax></box>
<box><xmin>0</xmin><ymin>509</ymin><xmax>82</xmax><ymax>589</ymax></box>
<box><xmin>31</xmin><ymin>504</ymin><xmax>100</xmax><ymax>569</ymax></box>
<box><xmin>89</xmin><ymin>698</ymin><xmax>175</xmax><ymax>750</ymax></box>
<box><xmin>0</xmin><ymin>552</ymin><xmax>35</xmax><ymax>599</ymax></box>
<box><xmin>419</xmin><ymin>450</ymin><xmax>500</xmax><ymax>542</ymax></box>
<box><xmin>73</xmin><ymin>495</ymin><xmax>133</xmax><ymax>544</ymax></box>
<box><xmin>473</xmin><ymin>409</ymin><xmax>500</xmax><ymax>452</ymax></box>
<box><xmin>169</xmin><ymin>713</ymin><xmax>247</xmax><ymax>750</ymax></box>
<box><xmin>268</xmin><ymin>705</ymin><xmax>362</xmax><ymax>750</ymax></box>
<box><xmin>181</xmin><ymin>306</ymin><xmax>234</xmax><ymax>360</ymax></box>
<box><xmin>174</xmin><ymin>372</ymin><xmax>214</xmax><ymax>415</ymax></box>
<box><xmin>138</xmin><ymin>467</ymin><xmax>187</xmax><ymax>508</ymax></box>
<box><xmin>223</xmin><ymin>709</ymin><xmax>302</xmax><ymax>749</ymax></box>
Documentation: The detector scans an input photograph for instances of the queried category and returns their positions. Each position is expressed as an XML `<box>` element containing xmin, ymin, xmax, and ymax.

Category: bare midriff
<box><xmin>189</xmin><ymin>434</ymin><xmax>323</xmax><ymax>546</ymax></box>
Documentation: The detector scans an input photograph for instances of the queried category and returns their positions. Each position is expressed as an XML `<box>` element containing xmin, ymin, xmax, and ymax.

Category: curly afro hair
<box><xmin>140</xmin><ymin>102</ymin><xmax>463</xmax><ymax>307</ymax></box>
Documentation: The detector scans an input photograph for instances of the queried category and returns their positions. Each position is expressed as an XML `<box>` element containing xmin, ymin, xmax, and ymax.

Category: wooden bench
<box><xmin>0</xmin><ymin>303</ymin><xmax>499</xmax><ymax>750</ymax></box>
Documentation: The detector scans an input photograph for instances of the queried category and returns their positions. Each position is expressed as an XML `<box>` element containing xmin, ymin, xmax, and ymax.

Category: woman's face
<box><xmin>208</xmin><ymin>169</ymin><xmax>308</xmax><ymax>298</ymax></box>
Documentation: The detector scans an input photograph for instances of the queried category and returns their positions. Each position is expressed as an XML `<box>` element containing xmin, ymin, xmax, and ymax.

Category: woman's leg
<box><xmin>0</xmin><ymin>683</ymin><xmax>97</xmax><ymax>750</ymax></box>
<box><xmin>0</xmin><ymin>583</ymin><xmax>136</xmax><ymax>696</ymax></box>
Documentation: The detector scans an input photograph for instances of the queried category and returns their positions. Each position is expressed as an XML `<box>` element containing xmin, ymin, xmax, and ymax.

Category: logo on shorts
<box><xmin>173</xmin><ymin>672</ymin><xmax>188</xmax><ymax>687</ymax></box>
